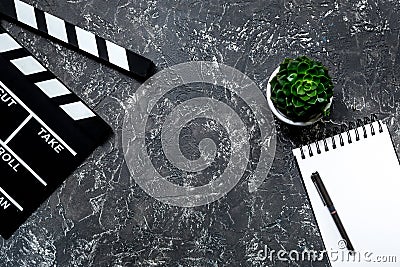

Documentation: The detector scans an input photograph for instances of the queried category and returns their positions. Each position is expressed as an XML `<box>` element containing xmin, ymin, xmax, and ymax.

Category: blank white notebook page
<box><xmin>293</xmin><ymin>121</ymin><xmax>400</xmax><ymax>266</ymax></box>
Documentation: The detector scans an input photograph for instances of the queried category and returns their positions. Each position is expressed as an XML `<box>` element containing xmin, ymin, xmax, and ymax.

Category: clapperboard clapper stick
<box><xmin>0</xmin><ymin>23</ymin><xmax>113</xmax><ymax>238</ymax></box>
<box><xmin>0</xmin><ymin>0</ymin><xmax>156</xmax><ymax>80</ymax></box>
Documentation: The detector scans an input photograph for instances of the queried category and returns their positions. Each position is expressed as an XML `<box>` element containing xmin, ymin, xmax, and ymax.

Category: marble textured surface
<box><xmin>1</xmin><ymin>0</ymin><xmax>400</xmax><ymax>266</ymax></box>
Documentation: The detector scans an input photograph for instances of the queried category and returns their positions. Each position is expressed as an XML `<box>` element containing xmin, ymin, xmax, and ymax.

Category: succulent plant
<box><xmin>270</xmin><ymin>56</ymin><xmax>334</xmax><ymax>122</ymax></box>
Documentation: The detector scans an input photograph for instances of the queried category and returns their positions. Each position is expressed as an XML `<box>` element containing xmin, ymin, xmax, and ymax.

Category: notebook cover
<box><xmin>293</xmin><ymin>121</ymin><xmax>400</xmax><ymax>266</ymax></box>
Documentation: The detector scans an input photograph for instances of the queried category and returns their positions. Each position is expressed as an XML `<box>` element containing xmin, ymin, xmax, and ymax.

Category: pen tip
<box><xmin>311</xmin><ymin>172</ymin><xmax>318</xmax><ymax>181</ymax></box>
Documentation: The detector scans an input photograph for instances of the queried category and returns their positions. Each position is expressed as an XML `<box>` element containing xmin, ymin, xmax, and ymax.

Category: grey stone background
<box><xmin>1</xmin><ymin>0</ymin><xmax>400</xmax><ymax>266</ymax></box>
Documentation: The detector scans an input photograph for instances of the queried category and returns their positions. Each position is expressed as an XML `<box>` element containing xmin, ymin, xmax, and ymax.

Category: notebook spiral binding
<box><xmin>300</xmin><ymin>114</ymin><xmax>383</xmax><ymax>159</ymax></box>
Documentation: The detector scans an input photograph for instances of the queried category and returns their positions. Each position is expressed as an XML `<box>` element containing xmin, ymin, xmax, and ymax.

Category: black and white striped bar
<box><xmin>0</xmin><ymin>0</ymin><xmax>156</xmax><ymax>80</ymax></box>
<box><xmin>0</xmin><ymin>27</ymin><xmax>111</xmax><ymax>143</ymax></box>
<box><xmin>0</xmin><ymin>27</ymin><xmax>112</xmax><ymax>239</ymax></box>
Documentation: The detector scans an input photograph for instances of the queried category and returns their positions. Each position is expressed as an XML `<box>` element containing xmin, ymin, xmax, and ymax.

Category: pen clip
<box><xmin>312</xmin><ymin>178</ymin><xmax>327</xmax><ymax>206</ymax></box>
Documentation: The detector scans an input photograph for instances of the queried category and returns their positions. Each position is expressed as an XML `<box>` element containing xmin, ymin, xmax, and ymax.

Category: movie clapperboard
<box><xmin>0</xmin><ymin>0</ymin><xmax>155</xmax><ymax>239</ymax></box>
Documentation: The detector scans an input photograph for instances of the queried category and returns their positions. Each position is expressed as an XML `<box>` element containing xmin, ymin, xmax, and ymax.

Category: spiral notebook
<box><xmin>293</xmin><ymin>118</ymin><xmax>400</xmax><ymax>266</ymax></box>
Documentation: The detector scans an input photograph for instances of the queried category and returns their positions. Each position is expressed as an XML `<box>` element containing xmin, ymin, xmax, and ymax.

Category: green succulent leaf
<box><xmin>307</xmin><ymin>97</ymin><xmax>317</xmax><ymax>105</ymax></box>
<box><xmin>286</xmin><ymin>98</ymin><xmax>293</xmax><ymax>107</ymax></box>
<box><xmin>303</xmin><ymin>82</ymin><xmax>314</xmax><ymax>92</ymax></box>
<box><xmin>318</xmin><ymin>91</ymin><xmax>327</xmax><ymax>99</ymax></box>
<box><xmin>307</xmin><ymin>90</ymin><xmax>317</xmax><ymax>97</ymax></box>
<box><xmin>300</xmin><ymin>95</ymin><xmax>311</xmax><ymax>101</ymax></box>
<box><xmin>297</xmin><ymin>86</ymin><xmax>306</xmax><ymax>95</ymax></box>
<box><xmin>298</xmin><ymin>62</ymin><xmax>309</xmax><ymax>74</ymax></box>
<box><xmin>291</xmin><ymin>84</ymin><xmax>298</xmax><ymax>95</ymax></box>
<box><xmin>311</xmin><ymin>83</ymin><xmax>318</xmax><ymax>91</ymax></box>
<box><xmin>282</xmin><ymin>84</ymin><xmax>291</xmax><ymax>96</ymax></box>
<box><xmin>292</xmin><ymin>97</ymin><xmax>305</xmax><ymax>107</ymax></box>
<box><xmin>276</xmin><ymin>89</ymin><xmax>286</xmax><ymax>99</ymax></box>
<box><xmin>287</xmin><ymin>73</ymin><xmax>297</xmax><ymax>82</ymax></box>
<box><xmin>304</xmin><ymin>74</ymin><xmax>314</xmax><ymax>82</ymax></box>
<box><xmin>278</xmin><ymin>76</ymin><xmax>287</xmax><ymax>86</ymax></box>
<box><xmin>307</xmin><ymin>65</ymin><xmax>319</xmax><ymax>75</ymax></box>
<box><xmin>316</xmin><ymin>83</ymin><xmax>325</xmax><ymax>94</ymax></box>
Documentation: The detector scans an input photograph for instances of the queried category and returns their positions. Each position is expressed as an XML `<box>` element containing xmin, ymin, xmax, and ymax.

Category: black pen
<box><xmin>311</xmin><ymin>172</ymin><xmax>355</xmax><ymax>252</ymax></box>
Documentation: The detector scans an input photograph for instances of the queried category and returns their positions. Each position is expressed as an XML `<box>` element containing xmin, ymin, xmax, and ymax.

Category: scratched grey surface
<box><xmin>1</xmin><ymin>0</ymin><xmax>400</xmax><ymax>266</ymax></box>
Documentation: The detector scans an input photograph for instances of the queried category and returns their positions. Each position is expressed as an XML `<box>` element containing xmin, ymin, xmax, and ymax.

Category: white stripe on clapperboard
<box><xmin>0</xmin><ymin>81</ymin><xmax>77</xmax><ymax>156</ymax></box>
<box><xmin>35</xmin><ymin>79</ymin><xmax>71</xmax><ymax>98</ymax></box>
<box><xmin>0</xmin><ymin>33</ymin><xmax>21</xmax><ymax>53</ymax></box>
<box><xmin>60</xmin><ymin>102</ymin><xmax>96</xmax><ymax>121</ymax></box>
<box><xmin>44</xmin><ymin>12</ymin><xmax>69</xmax><ymax>43</ymax></box>
<box><xmin>14</xmin><ymin>0</ymin><xmax>38</xmax><ymax>29</ymax></box>
<box><xmin>75</xmin><ymin>27</ymin><xmax>99</xmax><ymax>57</ymax></box>
<box><xmin>10</xmin><ymin>56</ymin><xmax>46</xmax><ymax>75</ymax></box>
<box><xmin>0</xmin><ymin>186</ymin><xmax>23</xmax><ymax>212</ymax></box>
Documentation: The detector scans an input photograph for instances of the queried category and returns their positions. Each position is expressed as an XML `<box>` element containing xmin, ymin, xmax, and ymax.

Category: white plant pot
<box><xmin>266</xmin><ymin>66</ymin><xmax>333</xmax><ymax>126</ymax></box>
